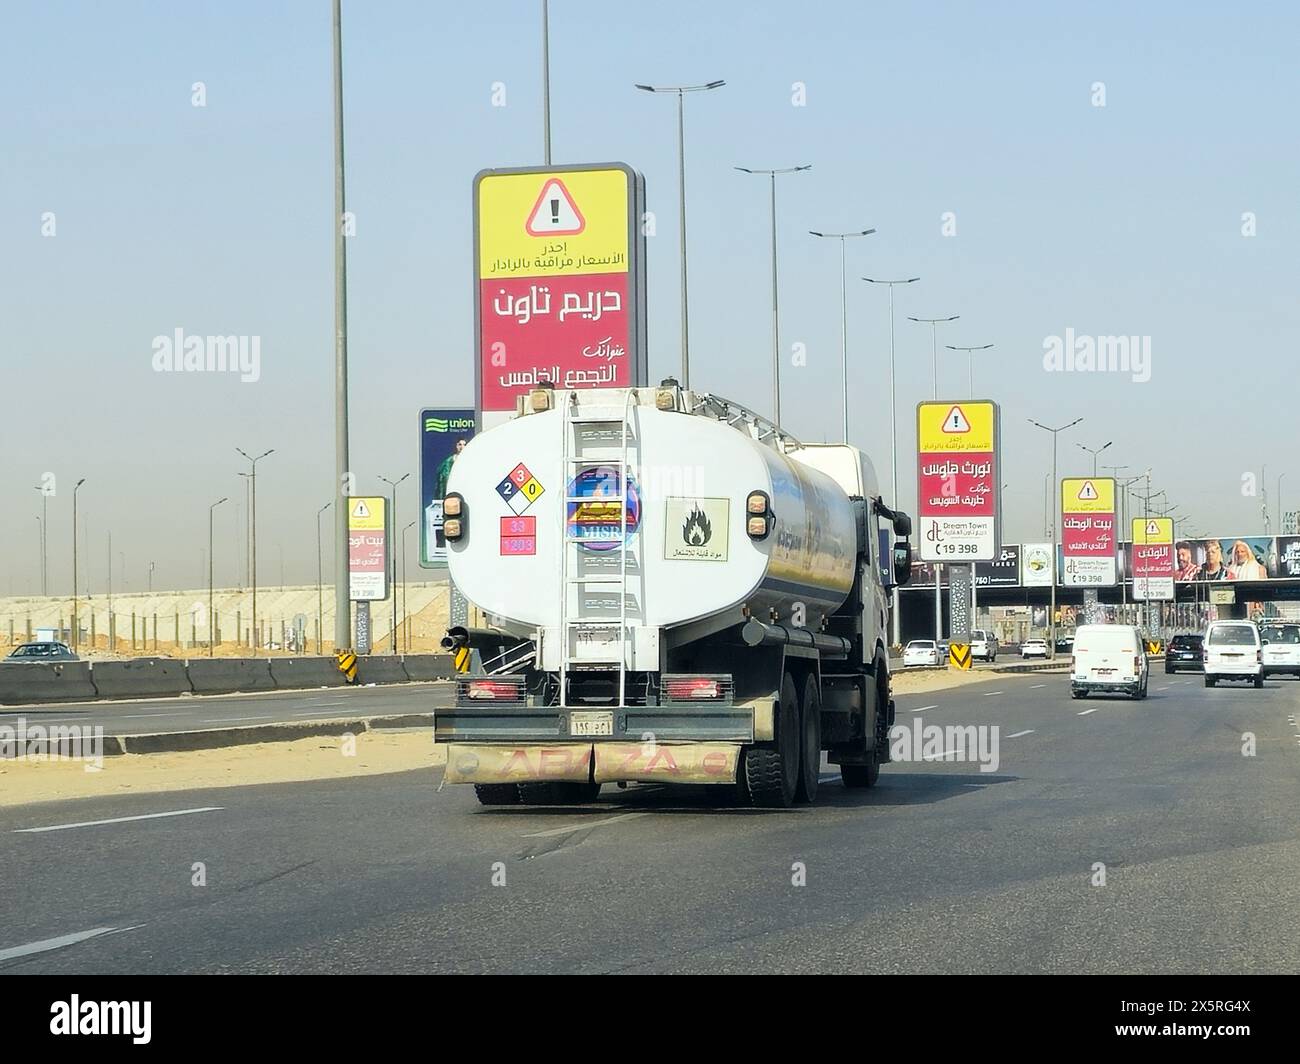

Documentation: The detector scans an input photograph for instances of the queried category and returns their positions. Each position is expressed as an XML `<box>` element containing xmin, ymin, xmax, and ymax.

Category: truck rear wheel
<box><xmin>840</xmin><ymin>754</ymin><xmax>879</xmax><ymax>789</ymax></box>
<box><xmin>795</xmin><ymin>674</ymin><xmax>822</xmax><ymax>804</ymax></box>
<box><xmin>742</xmin><ymin>672</ymin><xmax>800</xmax><ymax>808</ymax></box>
<box><xmin>473</xmin><ymin>783</ymin><xmax>521</xmax><ymax>806</ymax></box>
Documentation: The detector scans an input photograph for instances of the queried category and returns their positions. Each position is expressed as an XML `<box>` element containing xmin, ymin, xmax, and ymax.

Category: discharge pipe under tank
<box><xmin>740</xmin><ymin>618</ymin><xmax>852</xmax><ymax>658</ymax></box>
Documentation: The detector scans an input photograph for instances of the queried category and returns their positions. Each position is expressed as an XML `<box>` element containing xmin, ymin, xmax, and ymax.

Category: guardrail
<box><xmin>0</xmin><ymin>653</ymin><xmax>455</xmax><ymax>706</ymax></box>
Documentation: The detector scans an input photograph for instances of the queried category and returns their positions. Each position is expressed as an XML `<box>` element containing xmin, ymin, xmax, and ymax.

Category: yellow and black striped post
<box><xmin>336</xmin><ymin>648</ymin><xmax>358</xmax><ymax>683</ymax></box>
<box><xmin>948</xmin><ymin>642</ymin><xmax>973</xmax><ymax>670</ymax></box>
<box><xmin>453</xmin><ymin>645</ymin><xmax>471</xmax><ymax>673</ymax></box>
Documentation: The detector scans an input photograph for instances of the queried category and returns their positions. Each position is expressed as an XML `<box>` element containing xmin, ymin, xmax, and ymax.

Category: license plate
<box><xmin>570</xmin><ymin>711</ymin><xmax>613</xmax><ymax>737</ymax></box>
<box><xmin>1096</xmin><ymin>668</ymin><xmax>1115</xmax><ymax>675</ymax></box>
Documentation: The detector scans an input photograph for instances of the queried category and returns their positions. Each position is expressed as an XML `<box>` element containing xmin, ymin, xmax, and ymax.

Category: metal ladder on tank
<box><xmin>557</xmin><ymin>390</ymin><xmax>639</xmax><ymax>710</ymax></box>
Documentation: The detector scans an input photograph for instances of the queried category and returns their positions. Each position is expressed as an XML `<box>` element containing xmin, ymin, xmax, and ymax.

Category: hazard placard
<box><xmin>1061</xmin><ymin>477</ymin><xmax>1116</xmax><ymax>586</ymax></box>
<box><xmin>916</xmin><ymin>400</ymin><xmax>1000</xmax><ymax>562</ymax></box>
<box><xmin>475</xmin><ymin>163</ymin><xmax>648</xmax><ymax>428</ymax></box>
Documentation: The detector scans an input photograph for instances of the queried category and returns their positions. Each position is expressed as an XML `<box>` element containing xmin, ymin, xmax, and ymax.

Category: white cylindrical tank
<box><xmin>446</xmin><ymin>390</ymin><xmax>861</xmax><ymax>636</ymax></box>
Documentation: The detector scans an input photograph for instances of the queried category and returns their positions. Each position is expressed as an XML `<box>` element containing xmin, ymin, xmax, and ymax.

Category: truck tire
<box><xmin>473</xmin><ymin>783</ymin><xmax>521</xmax><ymax>806</ymax></box>
<box><xmin>1254</xmin><ymin>674</ymin><xmax>1265</xmax><ymax>689</ymax></box>
<box><xmin>742</xmin><ymin>672</ymin><xmax>800</xmax><ymax>808</ymax></box>
<box><xmin>840</xmin><ymin>753</ymin><xmax>879</xmax><ymax>789</ymax></box>
<box><xmin>1205</xmin><ymin>675</ymin><xmax>1217</xmax><ymax>688</ymax></box>
<box><xmin>795</xmin><ymin>674</ymin><xmax>821</xmax><ymax>805</ymax></box>
<box><xmin>519</xmin><ymin>781</ymin><xmax>601</xmax><ymax>805</ymax></box>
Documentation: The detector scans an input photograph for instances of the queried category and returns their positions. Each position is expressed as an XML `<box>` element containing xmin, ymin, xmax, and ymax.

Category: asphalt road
<box><xmin>0</xmin><ymin>682</ymin><xmax>452</xmax><ymax>735</ymax></box>
<box><xmin>3</xmin><ymin>671</ymin><xmax>1298</xmax><ymax>974</ymax></box>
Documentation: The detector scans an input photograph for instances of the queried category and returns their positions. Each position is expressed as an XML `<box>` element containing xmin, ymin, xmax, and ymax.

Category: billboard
<box><xmin>1022</xmin><ymin>543</ymin><xmax>1054</xmax><ymax>587</ymax></box>
<box><xmin>348</xmin><ymin>496</ymin><xmax>388</xmax><ymax>602</ymax></box>
<box><xmin>916</xmin><ymin>400</ymin><xmax>1001</xmax><ymax>562</ymax></box>
<box><xmin>976</xmin><ymin>545</ymin><xmax>1021</xmax><ymax>588</ymax></box>
<box><xmin>1132</xmin><ymin>517</ymin><xmax>1175</xmax><ymax>601</ymax></box>
<box><xmin>1060</xmin><ymin>477</ymin><xmax>1116</xmax><ymax>586</ymax></box>
<box><xmin>1278</xmin><ymin>537</ymin><xmax>1300</xmax><ymax>579</ymax></box>
<box><xmin>474</xmin><ymin>164</ymin><xmax>648</xmax><ymax>428</ymax></box>
<box><xmin>419</xmin><ymin>408</ymin><xmax>476</xmax><ymax>567</ymax></box>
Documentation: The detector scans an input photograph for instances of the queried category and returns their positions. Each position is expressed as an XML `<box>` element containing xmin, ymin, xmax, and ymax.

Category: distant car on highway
<box><xmin>5</xmin><ymin>641</ymin><xmax>79</xmax><ymax>662</ymax></box>
<box><xmin>1054</xmin><ymin>635</ymin><xmax>1075</xmax><ymax>655</ymax></box>
<box><xmin>1203</xmin><ymin>620</ymin><xmax>1263</xmax><ymax>688</ymax></box>
<box><xmin>903</xmin><ymin>639</ymin><xmax>942</xmax><ymax>667</ymax></box>
<box><xmin>1259</xmin><ymin>622</ymin><xmax>1300</xmax><ymax>678</ymax></box>
<box><xmin>1164</xmin><ymin>633</ymin><xmax>1204</xmax><ymax>674</ymax></box>
<box><xmin>1021</xmin><ymin>638</ymin><xmax>1049</xmax><ymax>659</ymax></box>
<box><xmin>970</xmin><ymin>629</ymin><xmax>998</xmax><ymax>663</ymax></box>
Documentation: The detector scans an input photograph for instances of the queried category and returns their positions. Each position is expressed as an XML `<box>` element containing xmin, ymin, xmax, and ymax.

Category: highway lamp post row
<box><xmin>237</xmin><ymin>447</ymin><xmax>274</xmax><ymax>650</ymax></box>
<box><xmin>332</xmin><ymin>0</ymin><xmax>354</xmax><ymax>656</ymax></box>
<box><xmin>209</xmin><ymin>497</ymin><xmax>228</xmax><ymax>655</ymax></box>
<box><xmin>402</xmin><ymin>520</ymin><xmax>415</xmax><ymax>652</ymax></box>
<box><xmin>380</xmin><ymin>473</ymin><xmax>410</xmax><ymax>655</ymax></box>
<box><xmin>1028</xmin><ymin>417</ymin><xmax>1083</xmax><ymax>658</ymax></box>
<box><xmin>1078</xmin><ymin>439</ymin><xmax>1112</xmax><ymax>477</ymax></box>
<box><xmin>635</xmin><ymin>80</ymin><xmax>725</xmax><ymax>390</ymax></box>
<box><xmin>810</xmin><ymin>228</ymin><xmax>875</xmax><ymax>443</ymax></box>
<box><xmin>946</xmin><ymin>342</ymin><xmax>994</xmax><ymax>626</ymax></box>
<box><xmin>865</xmin><ymin>276</ymin><xmax>919</xmax><ymax>648</ymax></box>
<box><xmin>736</xmin><ymin>165</ymin><xmax>811</xmax><ymax>425</ymax></box>
<box><xmin>909</xmin><ymin>315</ymin><xmax>959</xmax><ymax>643</ymax></box>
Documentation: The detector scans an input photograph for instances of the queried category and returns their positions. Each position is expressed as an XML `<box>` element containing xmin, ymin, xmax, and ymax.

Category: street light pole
<box><xmin>71</xmin><ymin>478</ymin><xmax>85</xmax><ymax>651</ymax></box>
<box><xmin>316</xmin><ymin>502</ymin><xmax>330</xmax><ymax>654</ymax></box>
<box><xmin>945</xmin><ymin>343</ymin><xmax>994</xmax><ymax>398</ymax></box>
<box><xmin>333</xmin><ymin>0</ymin><xmax>354</xmax><ymax>657</ymax></box>
<box><xmin>909</xmin><ymin>315</ymin><xmax>959</xmax><ymax>641</ymax></box>
<box><xmin>736</xmin><ymin>165</ymin><xmax>811</xmax><ymax>425</ymax></box>
<box><xmin>380</xmin><ymin>473</ymin><xmax>410</xmax><ymax>655</ymax></box>
<box><xmin>1077</xmin><ymin>440</ymin><xmax>1113</xmax><ymax>476</ymax></box>
<box><xmin>865</xmin><ymin>276</ymin><xmax>919</xmax><ymax>647</ymax></box>
<box><xmin>209</xmin><ymin>497</ymin><xmax>228</xmax><ymax>656</ymax></box>
<box><xmin>237</xmin><ymin>447</ymin><xmax>274</xmax><ymax>650</ymax></box>
<box><xmin>810</xmin><ymin>228</ymin><xmax>876</xmax><ymax>441</ymax></box>
<box><xmin>402</xmin><ymin>520</ymin><xmax>415</xmax><ymax>653</ymax></box>
<box><xmin>541</xmin><ymin>0</ymin><xmax>551</xmax><ymax>165</ymax></box>
<box><xmin>1029</xmin><ymin>417</ymin><xmax>1083</xmax><ymax>657</ymax></box>
<box><xmin>635</xmin><ymin>80</ymin><xmax>725</xmax><ymax>389</ymax></box>
<box><xmin>908</xmin><ymin>315</ymin><xmax>960</xmax><ymax>401</ymax></box>
<box><xmin>32</xmin><ymin>485</ymin><xmax>48</xmax><ymax>595</ymax></box>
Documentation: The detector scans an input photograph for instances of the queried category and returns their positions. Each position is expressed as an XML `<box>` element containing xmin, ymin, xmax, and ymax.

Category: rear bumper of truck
<box><xmin>435</xmin><ymin>702</ymin><xmax>764</xmax><ymax>786</ymax></box>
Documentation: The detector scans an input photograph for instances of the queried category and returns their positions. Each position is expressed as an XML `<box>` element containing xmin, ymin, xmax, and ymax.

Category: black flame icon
<box><xmin>682</xmin><ymin>505</ymin><xmax>712</xmax><ymax>546</ymax></box>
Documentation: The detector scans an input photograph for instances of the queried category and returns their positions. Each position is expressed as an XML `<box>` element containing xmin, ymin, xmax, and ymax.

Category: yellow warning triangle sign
<box><xmin>1146</xmin><ymin>519</ymin><xmax>1161</xmax><ymax>535</ymax></box>
<box><xmin>352</xmin><ymin>500</ymin><xmax>370</xmax><ymax>518</ymax></box>
<box><xmin>941</xmin><ymin>405</ymin><xmax>970</xmax><ymax>433</ymax></box>
<box><xmin>526</xmin><ymin>179</ymin><xmax>586</xmax><ymax>236</ymax></box>
<box><xmin>1077</xmin><ymin>480</ymin><xmax>1099</xmax><ymax>500</ymax></box>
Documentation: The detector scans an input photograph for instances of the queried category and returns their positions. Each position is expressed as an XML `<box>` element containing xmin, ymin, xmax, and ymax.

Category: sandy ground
<box><xmin>889</xmin><ymin>665</ymin><xmax>1048</xmax><ymax>695</ymax></box>
<box><xmin>0</xmin><ymin>730</ymin><xmax>446</xmax><ymax>808</ymax></box>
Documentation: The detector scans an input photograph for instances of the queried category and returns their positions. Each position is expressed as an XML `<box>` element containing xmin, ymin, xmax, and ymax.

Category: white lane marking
<box><xmin>1030</xmin><ymin>684</ymin><xmax>1047</xmax><ymax>689</ymax></box>
<box><xmin>921</xmin><ymin>748</ymin><xmax>962</xmax><ymax>761</ymax></box>
<box><xmin>982</xmin><ymin>691</ymin><xmax>1004</xmax><ymax>697</ymax></box>
<box><xmin>0</xmin><ymin>926</ymin><xmax>136</xmax><ymax>962</ymax></box>
<box><xmin>1077</xmin><ymin>707</ymin><xmax>1099</xmax><ymax>716</ymax></box>
<box><xmin>200</xmin><ymin>715</ymin><xmax>275</xmax><ymax>723</ymax></box>
<box><xmin>1156</xmin><ymin>686</ymin><xmax>1170</xmax><ymax>691</ymax></box>
<box><xmin>909</xmin><ymin>704</ymin><xmax>939</xmax><ymax>713</ymax></box>
<box><xmin>304</xmin><ymin>700</ymin><xmax>349</xmax><ymax>707</ymax></box>
<box><xmin>1006</xmin><ymin>729</ymin><xmax>1035</xmax><ymax>738</ymax></box>
<box><xmin>14</xmin><ymin>807</ymin><xmax>223</xmax><ymax>834</ymax></box>
<box><xmin>522</xmin><ymin>812</ymin><xmax>648</xmax><ymax>838</ymax></box>
<box><xmin>120</xmin><ymin>713</ymin><xmax>187</xmax><ymax>719</ymax></box>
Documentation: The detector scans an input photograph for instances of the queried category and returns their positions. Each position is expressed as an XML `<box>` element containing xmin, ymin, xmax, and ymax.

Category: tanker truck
<box><xmin>436</xmin><ymin>381</ymin><xmax>913</xmax><ymax>807</ymax></box>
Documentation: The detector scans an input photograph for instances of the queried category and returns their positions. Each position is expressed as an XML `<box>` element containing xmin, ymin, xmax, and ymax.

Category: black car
<box><xmin>1164</xmin><ymin>634</ymin><xmax>1204</xmax><ymax>674</ymax></box>
<box><xmin>5</xmin><ymin>641</ymin><xmax>79</xmax><ymax>662</ymax></box>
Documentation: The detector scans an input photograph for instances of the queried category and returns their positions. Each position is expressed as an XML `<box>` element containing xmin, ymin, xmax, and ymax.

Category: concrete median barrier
<box><xmin>113</xmin><ymin>713</ymin><xmax>434</xmax><ymax>755</ymax></box>
<box><xmin>355</xmin><ymin>656</ymin><xmax>409</xmax><ymax>684</ymax></box>
<box><xmin>185</xmin><ymin>658</ymin><xmax>276</xmax><ymax>695</ymax></box>
<box><xmin>400</xmin><ymin>654</ymin><xmax>456</xmax><ymax>681</ymax></box>
<box><xmin>268</xmin><ymin>657</ymin><xmax>348</xmax><ymax>689</ymax></box>
<box><xmin>0</xmin><ymin>662</ymin><xmax>98</xmax><ymax>705</ymax></box>
<box><xmin>89</xmin><ymin>658</ymin><xmax>192</xmax><ymax>700</ymax></box>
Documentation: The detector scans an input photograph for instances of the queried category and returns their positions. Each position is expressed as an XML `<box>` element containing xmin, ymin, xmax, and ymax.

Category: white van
<box><xmin>1070</xmin><ymin>624</ymin><xmax>1148</xmax><ymax>699</ymax></box>
<box><xmin>1259</xmin><ymin>622</ymin><xmax>1300</xmax><ymax>678</ymax></box>
<box><xmin>1204</xmin><ymin>621</ymin><xmax>1263</xmax><ymax>688</ymax></box>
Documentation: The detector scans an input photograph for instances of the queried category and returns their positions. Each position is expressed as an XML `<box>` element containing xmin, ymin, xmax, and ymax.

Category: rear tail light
<box><xmin>662</xmin><ymin>674</ymin><xmax>731</xmax><ymax>702</ymax></box>
<box><xmin>1134</xmin><ymin>655</ymin><xmax>1142</xmax><ymax>671</ymax></box>
<box><xmin>444</xmin><ymin>493</ymin><xmax>466</xmax><ymax>539</ymax></box>
<box><xmin>746</xmin><ymin>491</ymin><xmax>772</xmax><ymax>540</ymax></box>
<box><xmin>1257</xmin><ymin>650</ymin><xmax>1263</xmax><ymax>664</ymax></box>
<box><xmin>465</xmin><ymin>679</ymin><xmax>525</xmax><ymax>701</ymax></box>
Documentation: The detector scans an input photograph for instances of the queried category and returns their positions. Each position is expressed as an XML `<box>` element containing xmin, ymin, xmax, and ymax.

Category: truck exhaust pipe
<box><xmin>740</xmin><ymin>618</ymin><xmax>852</xmax><ymax>658</ymax></box>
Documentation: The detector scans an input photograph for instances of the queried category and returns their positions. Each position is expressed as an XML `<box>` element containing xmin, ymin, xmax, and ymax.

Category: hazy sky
<box><xmin>4</xmin><ymin>0</ymin><xmax>1298</xmax><ymax>596</ymax></box>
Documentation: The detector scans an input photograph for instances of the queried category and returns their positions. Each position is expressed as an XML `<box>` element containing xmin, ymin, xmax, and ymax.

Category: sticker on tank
<box><xmin>567</xmin><ymin>466</ymin><xmax>641</xmax><ymax>551</ymax></box>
